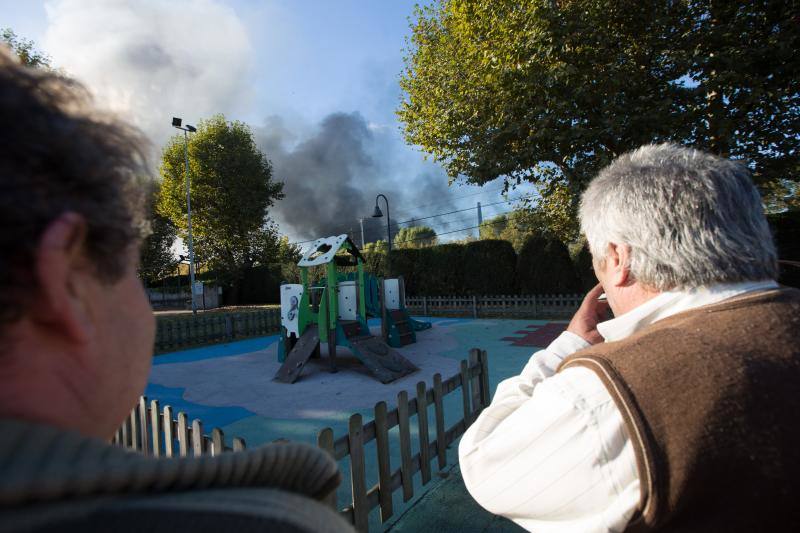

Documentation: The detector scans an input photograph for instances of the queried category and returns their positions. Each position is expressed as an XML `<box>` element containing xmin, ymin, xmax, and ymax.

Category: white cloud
<box><xmin>43</xmin><ymin>0</ymin><xmax>254</xmax><ymax>154</ymax></box>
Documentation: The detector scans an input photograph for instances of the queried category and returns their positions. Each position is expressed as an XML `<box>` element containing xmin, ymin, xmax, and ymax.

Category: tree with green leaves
<box><xmin>2</xmin><ymin>28</ymin><xmax>51</xmax><ymax>68</ymax></box>
<box><xmin>394</xmin><ymin>225</ymin><xmax>438</xmax><ymax>249</ymax></box>
<box><xmin>399</xmin><ymin>0</ymin><xmax>800</xmax><ymax>196</ymax></box>
<box><xmin>362</xmin><ymin>240</ymin><xmax>388</xmax><ymax>254</ymax></box>
<box><xmin>158</xmin><ymin>114</ymin><xmax>284</xmax><ymax>302</ymax></box>
<box><xmin>479</xmin><ymin>211</ymin><xmax>538</xmax><ymax>251</ymax></box>
<box><xmin>139</xmin><ymin>208</ymin><xmax>178</xmax><ymax>286</ymax></box>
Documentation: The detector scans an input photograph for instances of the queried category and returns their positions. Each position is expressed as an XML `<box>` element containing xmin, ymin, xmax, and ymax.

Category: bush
<box><xmin>391</xmin><ymin>246</ymin><xmax>466</xmax><ymax>295</ymax></box>
<box><xmin>362</xmin><ymin>251</ymin><xmax>388</xmax><ymax>279</ymax></box>
<box><xmin>422</xmin><ymin>244</ymin><xmax>466</xmax><ymax>294</ymax></box>
<box><xmin>463</xmin><ymin>239</ymin><xmax>517</xmax><ymax>294</ymax></box>
<box><xmin>573</xmin><ymin>243</ymin><xmax>597</xmax><ymax>292</ymax></box>
<box><xmin>769</xmin><ymin>210</ymin><xmax>800</xmax><ymax>288</ymax></box>
<box><xmin>229</xmin><ymin>264</ymin><xmax>283</xmax><ymax>305</ymax></box>
<box><xmin>516</xmin><ymin>234</ymin><xmax>581</xmax><ymax>294</ymax></box>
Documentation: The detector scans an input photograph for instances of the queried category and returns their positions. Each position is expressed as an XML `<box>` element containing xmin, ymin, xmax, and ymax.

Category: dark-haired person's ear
<box><xmin>31</xmin><ymin>212</ymin><xmax>95</xmax><ymax>345</ymax></box>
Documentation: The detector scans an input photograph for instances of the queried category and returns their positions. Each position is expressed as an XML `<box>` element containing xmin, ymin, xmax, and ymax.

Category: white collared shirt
<box><xmin>458</xmin><ymin>281</ymin><xmax>778</xmax><ymax>533</ymax></box>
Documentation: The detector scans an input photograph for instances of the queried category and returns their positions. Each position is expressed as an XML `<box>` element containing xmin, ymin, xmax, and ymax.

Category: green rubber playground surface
<box><xmin>146</xmin><ymin>316</ymin><xmax>565</xmax><ymax>531</ymax></box>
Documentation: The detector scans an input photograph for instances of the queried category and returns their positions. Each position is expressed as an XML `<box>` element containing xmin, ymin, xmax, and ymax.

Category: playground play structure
<box><xmin>275</xmin><ymin>234</ymin><xmax>431</xmax><ymax>384</ymax></box>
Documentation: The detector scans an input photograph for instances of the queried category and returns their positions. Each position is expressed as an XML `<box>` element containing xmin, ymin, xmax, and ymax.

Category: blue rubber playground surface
<box><xmin>146</xmin><ymin>316</ymin><xmax>566</xmax><ymax>530</ymax></box>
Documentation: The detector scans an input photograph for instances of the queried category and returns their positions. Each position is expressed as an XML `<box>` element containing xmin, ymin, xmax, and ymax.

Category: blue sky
<box><xmin>1</xmin><ymin>0</ymin><xmax>537</xmax><ymax>244</ymax></box>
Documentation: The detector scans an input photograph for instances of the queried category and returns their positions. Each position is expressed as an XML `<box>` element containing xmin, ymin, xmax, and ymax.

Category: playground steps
<box><xmin>274</xmin><ymin>325</ymin><xmax>320</xmax><ymax>384</ymax></box>
<box><xmin>340</xmin><ymin>320</ymin><xmax>364</xmax><ymax>339</ymax></box>
<box><xmin>389</xmin><ymin>310</ymin><xmax>415</xmax><ymax>346</ymax></box>
<box><xmin>348</xmin><ymin>335</ymin><xmax>419</xmax><ymax>384</ymax></box>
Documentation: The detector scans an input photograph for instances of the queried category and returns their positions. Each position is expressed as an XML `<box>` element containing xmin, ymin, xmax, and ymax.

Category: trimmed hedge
<box><xmin>462</xmin><ymin>239</ymin><xmax>517</xmax><ymax>295</ymax></box>
<box><xmin>151</xmin><ymin>209</ymin><xmax>800</xmax><ymax>303</ymax></box>
<box><xmin>516</xmin><ymin>234</ymin><xmax>581</xmax><ymax>294</ymax></box>
<box><xmin>235</xmin><ymin>265</ymin><xmax>283</xmax><ymax>305</ymax></box>
<box><xmin>769</xmin><ymin>210</ymin><xmax>800</xmax><ymax>288</ymax></box>
<box><xmin>574</xmin><ymin>243</ymin><xmax>596</xmax><ymax>292</ymax></box>
<box><xmin>387</xmin><ymin>238</ymin><xmax>563</xmax><ymax>295</ymax></box>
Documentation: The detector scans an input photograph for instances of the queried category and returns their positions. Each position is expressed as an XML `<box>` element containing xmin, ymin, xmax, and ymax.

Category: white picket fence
<box><xmin>405</xmin><ymin>293</ymin><xmax>583</xmax><ymax>318</ymax></box>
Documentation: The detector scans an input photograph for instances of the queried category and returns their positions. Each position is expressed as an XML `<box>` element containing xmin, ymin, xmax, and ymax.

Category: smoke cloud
<box><xmin>42</xmin><ymin>0</ymin><xmax>253</xmax><ymax>151</ymax></box>
<box><xmin>255</xmin><ymin>112</ymin><xmax>461</xmax><ymax>244</ymax></box>
<box><xmin>39</xmin><ymin>1</ymin><xmax>476</xmax><ymax>244</ymax></box>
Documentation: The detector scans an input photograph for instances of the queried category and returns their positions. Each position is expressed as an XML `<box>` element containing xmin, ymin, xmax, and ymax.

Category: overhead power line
<box><xmin>391</xmin><ymin>211</ymin><xmax>515</xmax><ymax>245</ymax></box>
<box><xmin>391</xmin><ymin>185</ymin><xmax>508</xmax><ymax>218</ymax></box>
<box><xmin>287</xmin><ymin>193</ymin><xmax>535</xmax><ymax>247</ymax></box>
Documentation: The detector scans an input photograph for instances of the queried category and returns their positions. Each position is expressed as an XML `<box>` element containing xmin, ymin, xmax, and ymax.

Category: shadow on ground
<box><xmin>386</xmin><ymin>465</ymin><xmax>523</xmax><ymax>533</ymax></box>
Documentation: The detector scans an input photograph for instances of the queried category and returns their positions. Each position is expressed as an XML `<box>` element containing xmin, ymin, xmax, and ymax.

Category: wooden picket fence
<box><xmin>405</xmin><ymin>293</ymin><xmax>583</xmax><ymax>318</ymax></box>
<box><xmin>154</xmin><ymin>308</ymin><xmax>282</xmax><ymax>353</ymax></box>
<box><xmin>111</xmin><ymin>396</ymin><xmax>246</xmax><ymax>457</ymax></box>
<box><xmin>317</xmin><ymin>348</ymin><xmax>490</xmax><ymax>532</ymax></box>
<box><xmin>117</xmin><ymin>349</ymin><xmax>491</xmax><ymax>532</ymax></box>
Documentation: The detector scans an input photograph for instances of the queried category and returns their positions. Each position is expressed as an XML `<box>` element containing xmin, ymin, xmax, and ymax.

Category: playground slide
<box><xmin>409</xmin><ymin>316</ymin><xmax>432</xmax><ymax>331</ymax></box>
<box><xmin>348</xmin><ymin>335</ymin><xmax>418</xmax><ymax>384</ymax></box>
<box><xmin>274</xmin><ymin>325</ymin><xmax>320</xmax><ymax>384</ymax></box>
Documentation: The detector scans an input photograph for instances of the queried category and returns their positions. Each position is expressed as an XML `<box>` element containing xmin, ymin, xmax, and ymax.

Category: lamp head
<box><xmin>171</xmin><ymin>117</ymin><xmax>182</xmax><ymax>127</ymax></box>
<box><xmin>186</xmin><ymin>125</ymin><xmax>197</xmax><ymax>132</ymax></box>
<box><xmin>372</xmin><ymin>205</ymin><xmax>383</xmax><ymax>218</ymax></box>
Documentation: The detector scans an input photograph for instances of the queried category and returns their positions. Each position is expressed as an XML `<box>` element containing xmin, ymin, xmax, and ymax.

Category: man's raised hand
<box><xmin>566</xmin><ymin>283</ymin><xmax>609</xmax><ymax>345</ymax></box>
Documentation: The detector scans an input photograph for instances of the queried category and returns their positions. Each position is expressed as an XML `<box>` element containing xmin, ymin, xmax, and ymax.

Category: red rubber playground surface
<box><xmin>501</xmin><ymin>322</ymin><xmax>567</xmax><ymax>346</ymax></box>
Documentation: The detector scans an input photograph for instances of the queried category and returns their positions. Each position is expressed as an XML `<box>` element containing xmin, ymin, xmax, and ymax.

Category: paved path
<box><xmin>386</xmin><ymin>465</ymin><xmax>523</xmax><ymax>533</ymax></box>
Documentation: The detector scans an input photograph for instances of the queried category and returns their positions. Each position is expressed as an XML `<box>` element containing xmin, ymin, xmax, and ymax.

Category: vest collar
<box><xmin>597</xmin><ymin>280</ymin><xmax>778</xmax><ymax>342</ymax></box>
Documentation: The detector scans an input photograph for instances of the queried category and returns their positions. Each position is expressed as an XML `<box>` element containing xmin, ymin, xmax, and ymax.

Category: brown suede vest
<box><xmin>559</xmin><ymin>288</ymin><xmax>800</xmax><ymax>532</ymax></box>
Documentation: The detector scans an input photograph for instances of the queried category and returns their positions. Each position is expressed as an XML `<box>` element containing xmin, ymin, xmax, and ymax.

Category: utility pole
<box><xmin>359</xmin><ymin>218</ymin><xmax>365</xmax><ymax>248</ymax></box>
<box><xmin>477</xmin><ymin>201</ymin><xmax>483</xmax><ymax>238</ymax></box>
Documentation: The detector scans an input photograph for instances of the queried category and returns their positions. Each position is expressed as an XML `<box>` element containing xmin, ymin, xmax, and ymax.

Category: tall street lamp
<box><xmin>172</xmin><ymin>117</ymin><xmax>198</xmax><ymax>315</ymax></box>
<box><xmin>372</xmin><ymin>193</ymin><xmax>391</xmax><ymax>274</ymax></box>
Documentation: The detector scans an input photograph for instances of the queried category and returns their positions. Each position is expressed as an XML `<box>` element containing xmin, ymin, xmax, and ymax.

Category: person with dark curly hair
<box><xmin>0</xmin><ymin>45</ymin><xmax>352</xmax><ymax>533</ymax></box>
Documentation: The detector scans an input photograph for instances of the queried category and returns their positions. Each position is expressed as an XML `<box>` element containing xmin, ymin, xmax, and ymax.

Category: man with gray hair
<box><xmin>459</xmin><ymin>143</ymin><xmax>800</xmax><ymax>532</ymax></box>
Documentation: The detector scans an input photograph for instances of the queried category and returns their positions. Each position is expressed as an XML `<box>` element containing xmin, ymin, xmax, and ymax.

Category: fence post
<box><xmin>432</xmin><ymin>373</ymin><xmax>447</xmax><ymax>470</ymax></box>
<box><xmin>223</xmin><ymin>315</ymin><xmax>232</xmax><ymax>340</ymax></box>
<box><xmin>121</xmin><ymin>416</ymin><xmax>131</xmax><ymax>448</ymax></box>
<box><xmin>232</xmin><ymin>437</ymin><xmax>246</xmax><ymax>451</ymax></box>
<box><xmin>348</xmin><ymin>413</ymin><xmax>368</xmax><ymax>532</ymax></box>
<box><xmin>316</xmin><ymin>428</ymin><xmax>337</xmax><ymax>511</ymax></box>
<box><xmin>479</xmin><ymin>349</ymin><xmax>491</xmax><ymax>408</ymax></box>
<box><xmin>150</xmin><ymin>399</ymin><xmax>161</xmax><ymax>457</ymax></box>
<box><xmin>423</xmin><ymin>295</ymin><xmax>428</xmax><ymax>316</ymax></box>
<box><xmin>163</xmin><ymin>406</ymin><xmax>174</xmax><ymax>457</ymax></box>
<box><xmin>139</xmin><ymin>397</ymin><xmax>150</xmax><ymax>455</ymax></box>
<box><xmin>177</xmin><ymin>412</ymin><xmax>189</xmax><ymax>456</ymax></box>
<box><xmin>374</xmin><ymin>401</ymin><xmax>393</xmax><ymax>521</ymax></box>
<box><xmin>469</xmin><ymin>349</ymin><xmax>482</xmax><ymax>417</ymax></box>
<box><xmin>471</xmin><ymin>295</ymin><xmax>478</xmax><ymax>319</ymax></box>
<box><xmin>397</xmin><ymin>390</ymin><xmax>414</xmax><ymax>502</ymax></box>
<box><xmin>460</xmin><ymin>360</ymin><xmax>471</xmax><ymax>426</ymax></box>
<box><xmin>211</xmin><ymin>428</ymin><xmax>225</xmax><ymax>456</ymax></box>
<box><xmin>191</xmin><ymin>419</ymin><xmax>205</xmax><ymax>456</ymax></box>
<box><xmin>129</xmin><ymin>406</ymin><xmax>140</xmax><ymax>451</ymax></box>
<box><xmin>416</xmin><ymin>381</ymin><xmax>432</xmax><ymax>485</ymax></box>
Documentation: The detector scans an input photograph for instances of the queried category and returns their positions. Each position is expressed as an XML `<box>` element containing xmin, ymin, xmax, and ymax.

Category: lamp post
<box><xmin>372</xmin><ymin>194</ymin><xmax>391</xmax><ymax>275</ymax></box>
<box><xmin>171</xmin><ymin>117</ymin><xmax>198</xmax><ymax>315</ymax></box>
<box><xmin>372</xmin><ymin>194</ymin><xmax>391</xmax><ymax>252</ymax></box>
